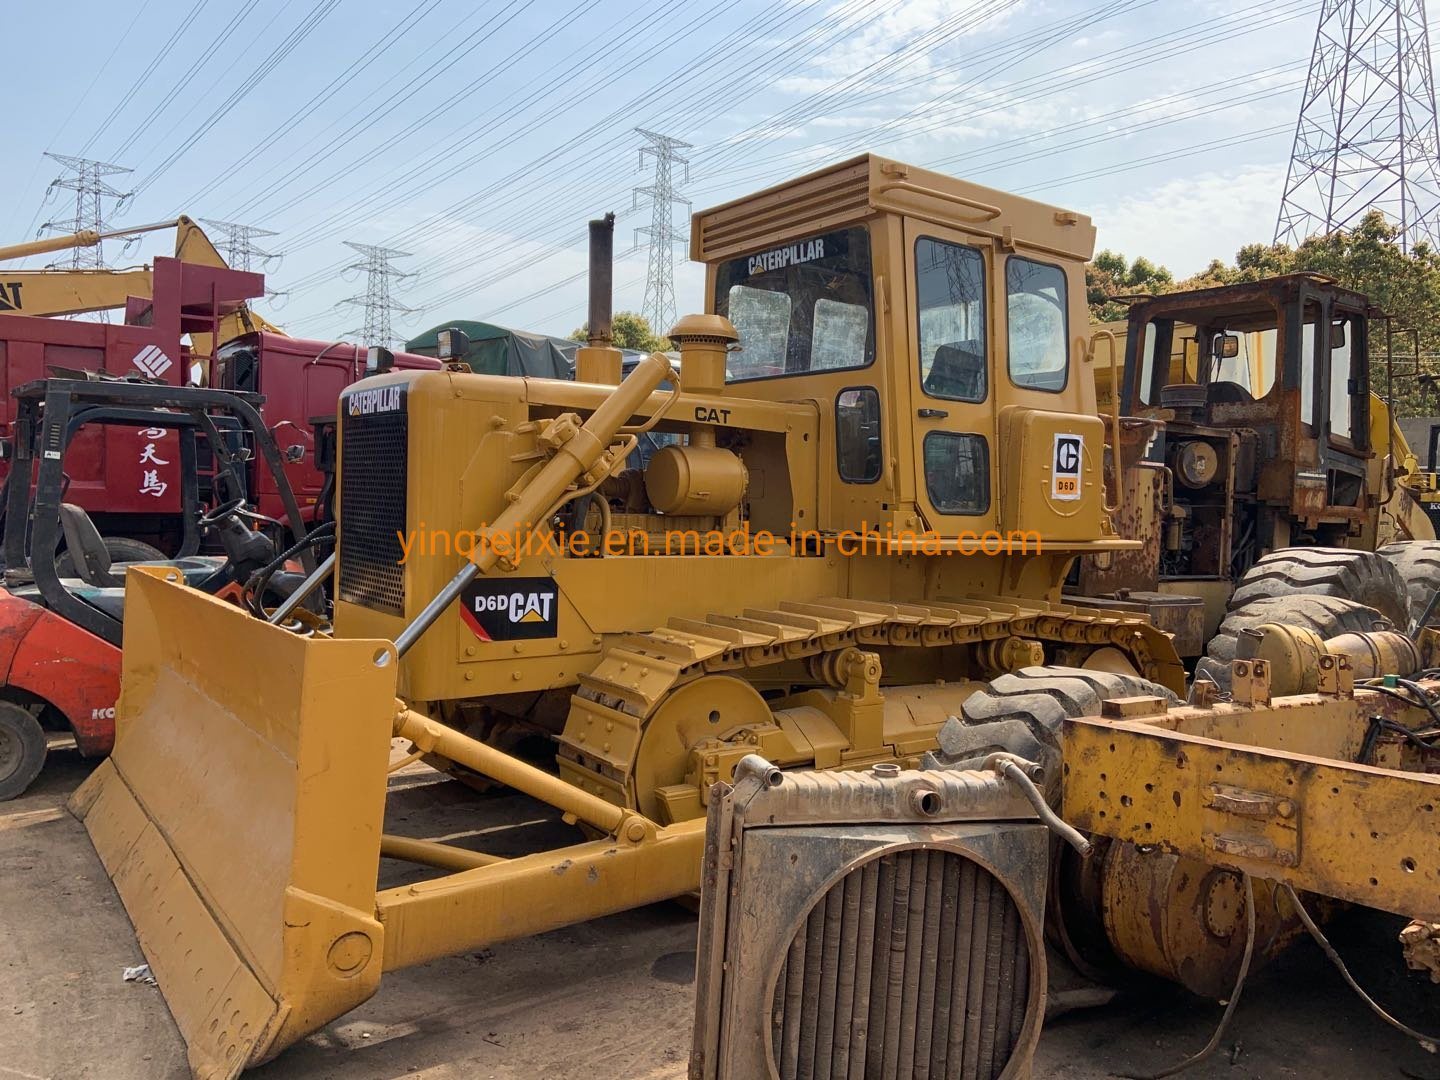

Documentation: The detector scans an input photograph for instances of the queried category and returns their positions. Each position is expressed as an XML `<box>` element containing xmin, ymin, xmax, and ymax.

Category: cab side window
<box><xmin>836</xmin><ymin>388</ymin><xmax>882</xmax><ymax>484</ymax></box>
<box><xmin>1007</xmin><ymin>257</ymin><xmax>1068</xmax><ymax>391</ymax></box>
<box><xmin>915</xmin><ymin>238</ymin><xmax>987</xmax><ymax>402</ymax></box>
<box><xmin>923</xmin><ymin>431</ymin><xmax>989</xmax><ymax>514</ymax></box>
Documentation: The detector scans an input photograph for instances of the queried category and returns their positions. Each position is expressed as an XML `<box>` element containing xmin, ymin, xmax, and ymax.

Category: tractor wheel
<box><xmin>56</xmin><ymin>536</ymin><xmax>167</xmax><ymax>578</ymax></box>
<box><xmin>926</xmin><ymin>666</ymin><xmax>1177</xmax><ymax>801</ymax></box>
<box><xmin>1196</xmin><ymin>595</ymin><xmax>1392</xmax><ymax>690</ymax></box>
<box><xmin>1227</xmin><ymin>547</ymin><xmax>1409</xmax><ymax>628</ymax></box>
<box><xmin>0</xmin><ymin>701</ymin><xmax>47</xmax><ymax>801</ymax></box>
<box><xmin>1378</xmin><ymin>540</ymin><xmax>1440</xmax><ymax>628</ymax></box>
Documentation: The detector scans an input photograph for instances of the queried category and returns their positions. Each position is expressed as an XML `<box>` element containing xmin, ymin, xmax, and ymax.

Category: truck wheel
<box><xmin>1378</xmin><ymin>541</ymin><xmax>1440</xmax><ymax>628</ymax></box>
<box><xmin>0</xmin><ymin>702</ymin><xmax>47</xmax><ymax>801</ymax></box>
<box><xmin>1227</xmin><ymin>547</ymin><xmax>1409</xmax><ymax>628</ymax></box>
<box><xmin>56</xmin><ymin>536</ymin><xmax>168</xmax><ymax>578</ymax></box>
<box><xmin>1197</xmin><ymin>595</ymin><xmax>1392</xmax><ymax>690</ymax></box>
<box><xmin>926</xmin><ymin>666</ymin><xmax>1177</xmax><ymax>801</ymax></box>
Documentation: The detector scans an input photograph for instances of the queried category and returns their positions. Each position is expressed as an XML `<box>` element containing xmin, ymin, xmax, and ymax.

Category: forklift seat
<box><xmin>58</xmin><ymin>503</ymin><xmax>122</xmax><ymax>588</ymax></box>
<box><xmin>55</xmin><ymin>502</ymin><xmax>220</xmax><ymax>594</ymax></box>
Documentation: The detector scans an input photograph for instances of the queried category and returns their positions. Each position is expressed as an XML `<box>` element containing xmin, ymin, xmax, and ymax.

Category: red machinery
<box><xmin>0</xmin><ymin>258</ymin><xmax>439</xmax><ymax>553</ymax></box>
<box><xmin>0</xmin><ymin>378</ymin><xmax>313</xmax><ymax>799</ymax></box>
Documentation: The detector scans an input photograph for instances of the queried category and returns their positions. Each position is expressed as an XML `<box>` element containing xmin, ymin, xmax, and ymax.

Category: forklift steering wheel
<box><xmin>198</xmin><ymin>498</ymin><xmax>248</xmax><ymax>529</ymax></box>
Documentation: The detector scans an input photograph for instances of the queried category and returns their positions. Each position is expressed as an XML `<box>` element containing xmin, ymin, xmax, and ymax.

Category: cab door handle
<box><xmin>917</xmin><ymin>408</ymin><xmax>948</xmax><ymax>419</ymax></box>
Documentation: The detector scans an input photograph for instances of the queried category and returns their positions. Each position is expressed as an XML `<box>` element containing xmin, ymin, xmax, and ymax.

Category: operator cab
<box><xmin>697</xmin><ymin>154</ymin><xmax>1107</xmax><ymax>547</ymax></box>
<box><xmin>1121</xmin><ymin>273</ymin><xmax>1375</xmax><ymax>517</ymax></box>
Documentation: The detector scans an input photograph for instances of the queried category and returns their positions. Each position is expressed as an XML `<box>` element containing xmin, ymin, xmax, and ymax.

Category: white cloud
<box><xmin>1088</xmin><ymin>164</ymin><xmax>1289</xmax><ymax>275</ymax></box>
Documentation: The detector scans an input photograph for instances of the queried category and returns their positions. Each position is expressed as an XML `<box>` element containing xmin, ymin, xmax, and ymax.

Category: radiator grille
<box><xmin>770</xmin><ymin>848</ymin><xmax>1030</xmax><ymax>1080</ymax></box>
<box><xmin>338</xmin><ymin>404</ymin><xmax>407</xmax><ymax>615</ymax></box>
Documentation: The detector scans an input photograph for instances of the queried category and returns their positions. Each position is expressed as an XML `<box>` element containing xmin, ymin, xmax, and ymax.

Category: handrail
<box><xmin>1088</xmin><ymin>329</ymin><xmax>1124</xmax><ymax>519</ymax></box>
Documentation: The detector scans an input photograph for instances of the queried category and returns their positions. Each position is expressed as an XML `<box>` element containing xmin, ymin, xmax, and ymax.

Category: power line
<box><xmin>1277</xmin><ymin>0</ymin><xmax>1440</xmax><ymax>251</ymax></box>
<box><xmin>133</xmin><ymin>0</ymin><xmax>344</xmax><ymax>194</ymax></box>
<box><xmin>275</xmin><ymin>0</ymin><xmax>1312</xmax><ymax>339</ymax></box>
<box><xmin>111</xmin><ymin>0</ymin><xmax>263</xmax><ymax>162</ymax></box>
<box><xmin>274</xmin><ymin>0</ymin><xmax>870</xmax><ymax>311</ymax></box>
<box><xmin>338</xmin><ymin>242</ymin><xmax>418</xmax><ymax>349</ymax></box>
<box><xmin>176</xmin><ymin>0</ymin><xmax>449</xmax><ymax>210</ymax></box>
<box><xmin>78</xmin><ymin>0</ymin><xmax>212</xmax><ymax>156</ymax></box>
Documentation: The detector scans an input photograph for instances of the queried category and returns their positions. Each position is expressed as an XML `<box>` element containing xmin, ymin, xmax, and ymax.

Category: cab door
<box><xmin>901</xmin><ymin>216</ymin><xmax>998</xmax><ymax>536</ymax></box>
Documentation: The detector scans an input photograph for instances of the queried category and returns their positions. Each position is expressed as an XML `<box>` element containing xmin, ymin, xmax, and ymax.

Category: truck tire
<box><xmin>1378</xmin><ymin>541</ymin><xmax>1440</xmax><ymax>628</ymax></box>
<box><xmin>0</xmin><ymin>701</ymin><xmax>46</xmax><ymax>801</ymax></box>
<box><xmin>927</xmin><ymin>666</ymin><xmax>1177</xmax><ymax>800</ymax></box>
<box><xmin>56</xmin><ymin>536</ymin><xmax>168</xmax><ymax>578</ymax></box>
<box><xmin>1196</xmin><ymin>595</ymin><xmax>1392</xmax><ymax>690</ymax></box>
<box><xmin>1227</xmin><ymin>547</ymin><xmax>1409</xmax><ymax>628</ymax></box>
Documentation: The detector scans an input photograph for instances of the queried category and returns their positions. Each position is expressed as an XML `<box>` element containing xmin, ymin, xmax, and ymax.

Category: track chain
<box><xmin>557</xmin><ymin>594</ymin><xmax>1181</xmax><ymax>809</ymax></box>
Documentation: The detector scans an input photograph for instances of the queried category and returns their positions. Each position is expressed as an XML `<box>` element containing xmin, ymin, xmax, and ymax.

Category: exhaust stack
<box><xmin>575</xmin><ymin>213</ymin><xmax>622</xmax><ymax>385</ymax></box>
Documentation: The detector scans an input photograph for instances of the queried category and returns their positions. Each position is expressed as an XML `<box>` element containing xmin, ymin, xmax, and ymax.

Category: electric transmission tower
<box><xmin>633</xmin><ymin>129</ymin><xmax>691</xmax><ymax>335</ymax></box>
<box><xmin>1276</xmin><ymin>0</ymin><xmax>1440</xmax><ymax>252</ymax></box>
<box><xmin>338</xmin><ymin>242</ymin><xmax>418</xmax><ymax>349</ymax></box>
<box><xmin>200</xmin><ymin>219</ymin><xmax>279</xmax><ymax>272</ymax></box>
<box><xmin>37</xmin><ymin>153</ymin><xmax>133</xmax><ymax>269</ymax></box>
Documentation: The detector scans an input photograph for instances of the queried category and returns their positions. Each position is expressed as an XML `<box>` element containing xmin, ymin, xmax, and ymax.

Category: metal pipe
<box><xmin>393</xmin><ymin>351</ymin><xmax>675</xmax><ymax>656</ymax></box>
<box><xmin>0</xmin><ymin>219</ymin><xmax>180</xmax><ymax>263</ymax></box>
<box><xmin>377</xmin><ymin>818</ymin><xmax>706</xmax><ymax>971</ymax></box>
<box><xmin>994</xmin><ymin>758</ymin><xmax>1092</xmax><ymax>856</ymax></box>
<box><xmin>393</xmin><ymin>708</ymin><xmax>628</xmax><ymax>834</ymax></box>
<box><xmin>267</xmin><ymin>551</ymin><xmax>334</xmax><ymax>624</ymax></box>
<box><xmin>380</xmin><ymin>833</ymin><xmax>506</xmax><ymax>871</ymax></box>
<box><xmin>394</xmin><ymin>562</ymin><xmax>478</xmax><ymax>656</ymax></box>
<box><xmin>587</xmin><ymin>213</ymin><xmax>615</xmax><ymax>348</ymax></box>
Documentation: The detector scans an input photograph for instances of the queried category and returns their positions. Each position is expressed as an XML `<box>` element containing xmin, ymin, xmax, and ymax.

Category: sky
<box><xmin>3</xmin><ymin>0</ymin><xmax>1324</xmax><ymax>346</ymax></box>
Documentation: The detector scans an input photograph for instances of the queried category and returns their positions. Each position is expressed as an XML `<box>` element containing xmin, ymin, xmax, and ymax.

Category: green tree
<box><xmin>1175</xmin><ymin>212</ymin><xmax>1440</xmax><ymax>412</ymax></box>
<box><xmin>1085</xmin><ymin>250</ymin><xmax>1175</xmax><ymax>322</ymax></box>
<box><xmin>569</xmin><ymin>311</ymin><xmax>669</xmax><ymax>352</ymax></box>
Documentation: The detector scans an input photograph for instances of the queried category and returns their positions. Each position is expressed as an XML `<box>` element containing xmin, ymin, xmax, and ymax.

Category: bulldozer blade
<box><xmin>69</xmin><ymin>567</ymin><xmax>398</xmax><ymax>1078</ymax></box>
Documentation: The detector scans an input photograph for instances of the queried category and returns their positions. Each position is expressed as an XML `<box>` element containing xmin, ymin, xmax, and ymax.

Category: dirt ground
<box><xmin>5</xmin><ymin>749</ymin><xmax>1440</xmax><ymax>1080</ymax></box>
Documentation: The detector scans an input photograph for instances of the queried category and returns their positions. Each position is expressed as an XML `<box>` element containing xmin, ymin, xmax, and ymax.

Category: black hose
<box><xmin>1282</xmin><ymin>884</ymin><xmax>1440</xmax><ymax>1050</ymax></box>
<box><xmin>244</xmin><ymin>521</ymin><xmax>335</xmax><ymax>616</ymax></box>
<box><xmin>1395</xmin><ymin>678</ymin><xmax>1440</xmax><ymax>728</ymax></box>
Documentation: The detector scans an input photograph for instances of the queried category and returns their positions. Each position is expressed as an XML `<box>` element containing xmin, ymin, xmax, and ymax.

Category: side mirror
<box><xmin>1331</xmin><ymin>321</ymin><xmax>1348</xmax><ymax>348</ymax></box>
<box><xmin>285</xmin><ymin>444</ymin><xmax>306</xmax><ymax>464</ymax></box>
<box><xmin>1214</xmin><ymin>332</ymin><xmax>1240</xmax><ymax>360</ymax></box>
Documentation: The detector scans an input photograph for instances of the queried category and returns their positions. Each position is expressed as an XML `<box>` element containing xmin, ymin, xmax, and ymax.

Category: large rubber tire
<box><xmin>927</xmin><ymin>667</ymin><xmax>1177</xmax><ymax>800</ymax></box>
<box><xmin>1378</xmin><ymin>540</ymin><xmax>1440</xmax><ymax>628</ymax></box>
<box><xmin>1196</xmin><ymin>594</ymin><xmax>1392</xmax><ymax>690</ymax></box>
<box><xmin>1227</xmin><ymin>547</ymin><xmax>1409</xmax><ymax>628</ymax></box>
<box><xmin>56</xmin><ymin>535</ymin><xmax>168</xmax><ymax>579</ymax></box>
<box><xmin>0</xmin><ymin>701</ymin><xmax>46</xmax><ymax>801</ymax></box>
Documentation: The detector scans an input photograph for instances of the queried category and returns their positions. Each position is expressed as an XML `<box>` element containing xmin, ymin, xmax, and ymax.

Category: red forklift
<box><xmin>0</xmin><ymin>377</ymin><xmax>315</xmax><ymax>799</ymax></box>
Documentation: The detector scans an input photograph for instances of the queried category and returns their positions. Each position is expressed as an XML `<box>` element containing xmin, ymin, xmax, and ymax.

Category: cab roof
<box><xmin>690</xmin><ymin>154</ymin><xmax>1097</xmax><ymax>264</ymax></box>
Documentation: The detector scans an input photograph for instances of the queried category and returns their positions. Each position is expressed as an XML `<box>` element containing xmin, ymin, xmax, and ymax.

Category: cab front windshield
<box><xmin>715</xmin><ymin>226</ymin><xmax>874</xmax><ymax>381</ymax></box>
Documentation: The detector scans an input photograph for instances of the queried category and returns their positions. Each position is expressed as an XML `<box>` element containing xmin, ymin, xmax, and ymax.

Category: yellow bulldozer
<box><xmin>70</xmin><ymin>155</ymin><xmax>1440</xmax><ymax>1077</ymax></box>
